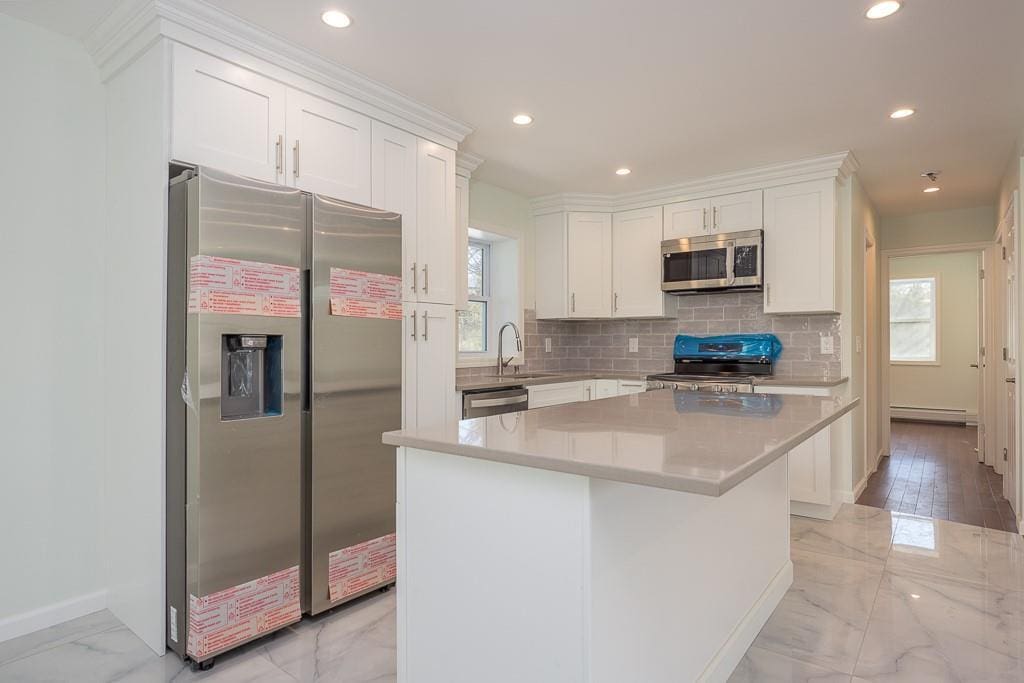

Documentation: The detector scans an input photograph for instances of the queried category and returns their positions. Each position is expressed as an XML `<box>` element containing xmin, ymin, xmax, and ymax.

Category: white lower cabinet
<box><xmin>528</xmin><ymin>381</ymin><xmax>588</xmax><ymax>408</ymax></box>
<box><xmin>754</xmin><ymin>384</ymin><xmax>840</xmax><ymax>519</ymax></box>
<box><xmin>592</xmin><ymin>379</ymin><xmax>619</xmax><ymax>399</ymax></box>
<box><xmin>617</xmin><ymin>379</ymin><xmax>646</xmax><ymax>395</ymax></box>
<box><xmin>404</xmin><ymin>303</ymin><xmax>455</xmax><ymax>428</ymax></box>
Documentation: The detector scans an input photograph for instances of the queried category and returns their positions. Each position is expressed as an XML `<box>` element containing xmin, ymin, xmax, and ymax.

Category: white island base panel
<box><xmin>396</xmin><ymin>447</ymin><xmax>792</xmax><ymax>683</ymax></box>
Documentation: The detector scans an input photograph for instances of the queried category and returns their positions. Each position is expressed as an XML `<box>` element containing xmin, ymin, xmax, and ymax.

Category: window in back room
<box><xmin>889</xmin><ymin>276</ymin><xmax>938</xmax><ymax>363</ymax></box>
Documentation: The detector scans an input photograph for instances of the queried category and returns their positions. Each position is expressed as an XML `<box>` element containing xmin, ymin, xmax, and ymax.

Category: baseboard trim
<box><xmin>792</xmin><ymin>497</ymin><xmax>843</xmax><ymax>520</ymax></box>
<box><xmin>890</xmin><ymin>407</ymin><xmax>972</xmax><ymax>425</ymax></box>
<box><xmin>698</xmin><ymin>560</ymin><xmax>794</xmax><ymax>682</ymax></box>
<box><xmin>0</xmin><ymin>590</ymin><xmax>108</xmax><ymax>644</ymax></box>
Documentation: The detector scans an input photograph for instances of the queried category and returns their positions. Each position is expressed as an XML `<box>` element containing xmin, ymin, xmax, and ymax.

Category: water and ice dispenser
<box><xmin>221</xmin><ymin>334</ymin><xmax>283</xmax><ymax>420</ymax></box>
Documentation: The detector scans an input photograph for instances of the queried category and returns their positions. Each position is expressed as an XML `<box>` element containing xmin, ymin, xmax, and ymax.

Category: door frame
<box><xmin>878</xmin><ymin>241</ymin><xmax>991</xmax><ymax>466</ymax></box>
<box><xmin>994</xmin><ymin>191</ymin><xmax>1021</xmax><ymax>518</ymax></box>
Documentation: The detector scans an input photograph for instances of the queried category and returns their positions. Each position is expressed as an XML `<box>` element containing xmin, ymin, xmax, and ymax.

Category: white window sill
<box><xmin>890</xmin><ymin>360</ymin><xmax>941</xmax><ymax>366</ymax></box>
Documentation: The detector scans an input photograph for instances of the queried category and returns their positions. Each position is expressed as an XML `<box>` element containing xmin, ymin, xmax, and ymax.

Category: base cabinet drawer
<box><xmin>528</xmin><ymin>382</ymin><xmax>588</xmax><ymax>408</ymax></box>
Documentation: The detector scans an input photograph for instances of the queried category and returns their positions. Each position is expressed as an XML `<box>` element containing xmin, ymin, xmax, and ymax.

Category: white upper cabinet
<box><xmin>711</xmin><ymin>190</ymin><xmax>763</xmax><ymax>233</ymax></box>
<box><xmin>663</xmin><ymin>190</ymin><xmax>763</xmax><ymax>239</ymax></box>
<box><xmin>172</xmin><ymin>45</ymin><xmax>287</xmax><ymax>183</ymax></box>
<box><xmin>763</xmin><ymin>179</ymin><xmax>837</xmax><ymax>314</ymax></box>
<box><xmin>535</xmin><ymin>213</ymin><xmax>569</xmax><ymax>319</ymax></box>
<box><xmin>612</xmin><ymin>207</ymin><xmax>666</xmax><ymax>317</ymax></box>
<box><xmin>371</xmin><ymin>121</ymin><xmax>419</xmax><ymax>301</ymax></box>
<box><xmin>286</xmin><ymin>90</ymin><xmax>371</xmax><ymax>203</ymax></box>
<box><xmin>455</xmin><ymin>174</ymin><xmax>470</xmax><ymax>310</ymax></box>
<box><xmin>663</xmin><ymin>198</ymin><xmax>710</xmax><ymax>240</ymax></box>
<box><xmin>567</xmin><ymin>212</ymin><xmax>613</xmax><ymax>318</ymax></box>
<box><xmin>415</xmin><ymin>140</ymin><xmax>456</xmax><ymax>305</ymax></box>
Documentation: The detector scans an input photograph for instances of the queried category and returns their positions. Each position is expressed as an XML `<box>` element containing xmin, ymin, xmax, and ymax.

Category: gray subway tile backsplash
<box><xmin>455</xmin><ymin>293</ymin><xmax>842</xmax><ymax>382</ymax></box>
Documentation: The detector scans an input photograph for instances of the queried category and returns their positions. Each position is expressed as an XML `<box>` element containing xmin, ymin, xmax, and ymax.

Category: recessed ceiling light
<box><xmin>512</xmin><ymin>114</ymin><xmax>533</xmax><ymax>126</ymax></box>
<box><xmin>923</xmin><ymin>187</ymin><xmax>940</xmax><ymax>193</ymax></box>
<box><xmin>890</xmin><ymin>108</ymin><xmax>915</xmax><ymax>119</ymax></box>
<box><xmin>321</xmin><ymin>10</ymin><xmax>352</xmax><ymax>28</ymax></box>
<box><xmin>615</xmin><ymin>168</ymin><xmax>631</xmax><ymax>176</ymax></box>
<box><xmin>866</xmin><ymin>1</ymin><xmax>901</xmax><ymax>19</ymax></box>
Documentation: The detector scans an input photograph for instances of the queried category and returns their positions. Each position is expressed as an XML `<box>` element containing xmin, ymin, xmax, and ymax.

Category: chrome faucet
<box><xmin>496</xmin><ymin>322</ymin><xmax>523</xmax><ymax>376</ymax></box>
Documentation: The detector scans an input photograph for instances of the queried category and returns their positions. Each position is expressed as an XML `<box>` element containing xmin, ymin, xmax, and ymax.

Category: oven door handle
<box><xmin>726</xmin><ymin>241</ymin><xmax>736</xmax><ymax>285</ymax></box>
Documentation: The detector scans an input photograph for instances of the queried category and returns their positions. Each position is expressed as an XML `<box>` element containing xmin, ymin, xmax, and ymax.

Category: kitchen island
<box><xmin>383</xmin><ymin>389</ymin><xmax>858</xmax><ymax>683</ymax></box>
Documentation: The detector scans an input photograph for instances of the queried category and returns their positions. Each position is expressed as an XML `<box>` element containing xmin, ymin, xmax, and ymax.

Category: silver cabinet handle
<box><xmin>713</xmin><ymin>206</ymin><xmax>718</xmax><ymax>231</ymax></box>
<box><xmin>470</xmin><ymin>395</ymin><xmax>529</xmax><ymax>408</ymax></box>
<box><xmin>702</xmin><ymin>207</ymin><xmax>707</xmax><ymax>231</ymax></box>
<box><xmin>293</xmin><ymin>140</ymin><xmax>300</xmax><ymax>178</ymax></box>
<box><xmin>422</xmin><ymin>311</ymin><xmax>428</xmax><ymax>341</ymax></box>
<box><xmin>410</xmin><ymin>311</ymin><xmax>417</xmax><ymax>340</ymax></box>
<box><xmin>571</xmin><ymin>293</ymin><xmax>576</xmax><ymax>313</ymax></box>
<box><xmin>614</xmin><ymin>292</ymin><xmax>619</xmax><ymax>313</ymax></box>
<box><xmin>422</xmin><ymin>264</ymin><xmax>429</xmax><ymax>294</ymax></box>
<box><xmin>766</xmin><ymin>284</ymin><xmax>771</xmax><ymax>306</ymax></box>
<box><xmin>275</xmin><ymin>135</ymin><xmax>283</xmax><ymax>174</ymax></box>
<box><xmin>410</xmin><ymin>262</ymin><xmax>418</xmax><ymax>293</ymax></box>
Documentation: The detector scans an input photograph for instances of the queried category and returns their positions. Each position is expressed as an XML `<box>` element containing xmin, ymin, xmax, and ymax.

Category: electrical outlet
<box><xmin>820</xmin><ymin>336</ymin><xmax>834</xmax><ymax>355</ymax></box>
<box><xmin>544</xmin><ymin>337</ymin><xmax>552</xmax><ymax>353</ymax></box>
<box><xmin>628</xmin><ymin>337</ymin><xmax>639</xmax><ymax>353</ymax></box>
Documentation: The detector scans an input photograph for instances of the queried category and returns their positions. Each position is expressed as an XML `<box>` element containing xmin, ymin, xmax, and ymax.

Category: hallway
<box><xmin>857</xmin><ymin>421</ymin><xmax>1018</xmax><ymax>533</ymax></box>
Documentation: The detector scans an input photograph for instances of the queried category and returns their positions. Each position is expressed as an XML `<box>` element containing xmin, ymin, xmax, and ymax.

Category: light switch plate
<box><xmin>628</xmin><ymin>337</ymin><xmax>639</xmax><ymax>353</ymax></box>
<box><xmin>820</xmin><ymin>336</ymin><xmax>834</xmax><ymax>355</ymax></box>
<box><xmin>545</xmin><ymin>338</ymin><xmax>552</xmax><ymax>353</ymax></box>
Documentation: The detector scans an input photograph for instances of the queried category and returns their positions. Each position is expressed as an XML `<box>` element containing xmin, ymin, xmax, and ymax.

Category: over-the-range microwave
<box><xmin>661</xmin><ymin>229</ymin><xmax>763</xmax><ymax>293</ymax></box>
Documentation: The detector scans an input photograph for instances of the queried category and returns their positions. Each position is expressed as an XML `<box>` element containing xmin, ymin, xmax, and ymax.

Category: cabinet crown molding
<box><xmin>531</xmin><ymin>151</ymin><xmax>859</xmax><ymax>216</ymax></box>
<box><xmin>456</xmin><ymin>151</ymin><xmax>485</xmax><ymax>179</ymax></box>
<box><xmin>85</xmin><ymin>0</ymin><xmax>473</xmax><ymax>148</ymax></box>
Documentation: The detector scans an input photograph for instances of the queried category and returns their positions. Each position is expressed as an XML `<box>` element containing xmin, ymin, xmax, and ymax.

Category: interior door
<box><xmin>1002</xmin><ymin>197</ymin><xmax>1018</xmax><ymax>510</ymax></box>
<box><xmin>978</xmin><ymin>250</ymin><xmax>987</xmax><ymax>463</ymax></box>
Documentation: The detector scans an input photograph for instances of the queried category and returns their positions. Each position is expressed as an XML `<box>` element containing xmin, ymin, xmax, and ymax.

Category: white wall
<box><xmin>0</xmin><ymin>14</ymin><xmax>107</xmax><ymax>639</ymax></box>
<box><xmin>880</xmin><ymin>205</ymin><xmax>996</xmax><ymax>250</ymax></box>
<box><xmin>468</xmin><ymin>180</ymin><xmax>536</xmax><ymax>308</ymax></box>
<box><xmin>889</xmin><ymin>252</ymin><xmax>980</xmax><ymax>415</ymax></box>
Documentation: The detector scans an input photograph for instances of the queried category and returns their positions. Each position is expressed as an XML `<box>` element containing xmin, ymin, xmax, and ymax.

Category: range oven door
<box><xmin>661</xmin><ymin>229</ymin><xmax>763</xmax><ymax>292</ymax></box>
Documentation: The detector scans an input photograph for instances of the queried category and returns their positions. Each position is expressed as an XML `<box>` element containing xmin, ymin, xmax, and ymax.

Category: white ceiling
<box><xmin>5</xmin><ymin>0</ymin><xmax>1024</xmax><ymax>215</ymax></box>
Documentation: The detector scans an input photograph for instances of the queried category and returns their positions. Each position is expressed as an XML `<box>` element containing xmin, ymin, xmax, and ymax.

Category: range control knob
<box><xmin>690</xmin><ymin>384</ymin><xmax>700</xmax><ymax>392</ymax></box>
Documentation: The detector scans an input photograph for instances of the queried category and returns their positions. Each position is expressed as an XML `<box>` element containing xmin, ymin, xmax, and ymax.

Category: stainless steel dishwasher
<box><xmin>462</xmin><ymin>386</ymin><xmax>529</xmax><ymax>418</ymax></box>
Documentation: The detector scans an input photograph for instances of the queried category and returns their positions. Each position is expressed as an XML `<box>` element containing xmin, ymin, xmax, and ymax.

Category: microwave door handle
<box><xmin>726</xmin><ymin>242</ymin><xmax>736</xmax><ymax>285</ymax></box>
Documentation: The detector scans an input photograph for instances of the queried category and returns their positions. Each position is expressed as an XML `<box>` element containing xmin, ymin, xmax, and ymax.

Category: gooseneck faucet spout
<box><xmin>496</xmin><ymin>322</ymin><xmax>523</xmax><ymax>376</ymax></box>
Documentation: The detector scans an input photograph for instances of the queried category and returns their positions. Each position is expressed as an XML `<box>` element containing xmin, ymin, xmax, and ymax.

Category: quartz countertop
<box><xmin>754</xmin><ymin>375</ymin><xmax>848</xmax><ymax>388</ymax></box>
<box><xmin>383</xmin><ymin>389</ymin><xmax>859</xmax><ymax>497</ymax></box>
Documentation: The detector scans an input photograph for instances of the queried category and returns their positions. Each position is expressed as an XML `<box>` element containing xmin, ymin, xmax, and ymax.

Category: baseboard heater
<box><xmin>890</xmin><ymin>406</ymin><xmax>977</xmax><ymax>426</ymax></box>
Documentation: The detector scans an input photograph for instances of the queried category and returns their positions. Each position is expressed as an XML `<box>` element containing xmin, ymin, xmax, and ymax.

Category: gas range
<box><xmin>646</xmin><ymin>333</ymin><xmax>783</xmax><ymax>394</ymax></box>
<box><xmin>646</xmin><ymin>374</ymin><xmax>756</xmax><ymax>394</ymax></box>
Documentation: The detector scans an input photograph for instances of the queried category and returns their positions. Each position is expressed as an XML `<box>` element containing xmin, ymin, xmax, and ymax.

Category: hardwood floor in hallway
<box><xmin>857</xmin><ymin>420</ymin><xmax>1018</xmax><ymax>533</ymax></box>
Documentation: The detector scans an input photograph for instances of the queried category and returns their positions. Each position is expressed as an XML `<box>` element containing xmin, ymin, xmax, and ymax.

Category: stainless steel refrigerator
<box><xmin>167</xmin><ymin>167</ymin><xmax>401</xmax><ymax>667</ymax></box>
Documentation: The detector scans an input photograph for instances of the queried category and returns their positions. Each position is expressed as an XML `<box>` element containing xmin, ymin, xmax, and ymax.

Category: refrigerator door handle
<box><xmin>410</xmin><ymin>310</ymin><xmax>417</xmax><ymax>340</ymax></box>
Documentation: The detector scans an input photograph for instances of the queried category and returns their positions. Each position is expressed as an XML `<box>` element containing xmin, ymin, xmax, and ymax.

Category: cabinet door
<box><xmin>612</xmin><ymin>207</ymin><xmax>665</xmax><ymax>318</ymax></box>
<box><xmin>594</xmin><ymin>379</ymin><xmax>619</xmax><ymax>399</ymax></box>
<box><xmin>566</xmin><ymin>212</ymin><xmax>613</xmax><ymax>318</ymax></box>
<box><xmin>286</xmin><ymin>90</ymin><xmax>371</xmax><ymax>202</ymax></box>
<box><xmin>172</xmin><ymin>45</ymin><xmax>286</xmax><ymax>182</ymax></box>
<box><xmin>711</xmin><ymin>190</ymin><xmax>763</xmax><ymax>233</ymax></box>
<box><xmin>407</xmin><ymin>304</ymin><xmax>455</xmax><ymax>428</ymax></box>
<box><xmin>416</xmin><ymin>140</ymin><xmax>457</xmax><ymax>305</ymax></box>
<box><xmin>663</xmin><ymin>199</ymin><xmax>710</xmax><ymax>239</ymax></box>
<box><xmin>371</xmin><ymin>122</ymin><xmax>419</xmax><ymax>302</ymax></box>
<box><xmin>763</xmin><ymin>179</ymin><xmax>836</xmax><ymax>314</ymax></box>
<box><xmin>788</xmin><ymin>429</ymin><xmax>831</xmax><ymax>505</ymax></box>
<box><xmin>455</xmin><ymin>175</ymin><xmax>470</xmax><ymax>310</ymax></box>
<box><xmin>534</xmin><ymin>213</ymin><xmax>568</xmax><ymax>319</ymax></box>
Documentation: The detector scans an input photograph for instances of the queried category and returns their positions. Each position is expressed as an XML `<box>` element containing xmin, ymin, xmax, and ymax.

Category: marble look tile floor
<box><xmin>2</xmin><ymin>504</ymin><xmax>1022</xmax><ymax>682</ymax></box>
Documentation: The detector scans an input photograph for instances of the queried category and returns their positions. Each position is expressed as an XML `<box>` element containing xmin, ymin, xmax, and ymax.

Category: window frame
<box><xmin>889</xmin><ymin>275</ymin><xmax>941</xmax><ymax>366</ymax></box>
<box><xmin>458</xmin><ymin>238</ymin><xmax>491</xmax><ymax>355</ymax></box>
